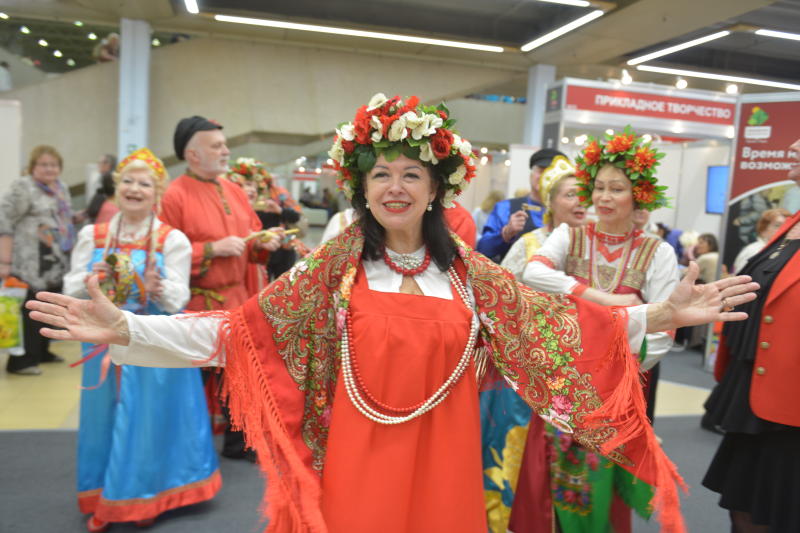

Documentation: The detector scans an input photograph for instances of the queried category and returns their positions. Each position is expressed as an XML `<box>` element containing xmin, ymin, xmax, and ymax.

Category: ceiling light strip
<box><xmin>636</xmin><ymin>65</ymin><xmax>800</xmax><ymax>91</ymax></box>
<box><xmin>520</xmin><ymin>10</ymin><xmax>604</xmax><ymax>52</ymax></box>
<box><xmin>627</xmin><ymin>31</ymin><xmax>730</xmax><ymax>66</ymax></box>
<box><xmin>755</xmin><ymin>28</ymin><xmax>800</xmax><ymax>42</ymax></box>
<box><xmin>537</xmin><ymin>0</ymin><xmax>591</xmax><ymax>7</ymax></box>
<box><xmin>214</xmin><ymin>14</ymin><xmax>504</xmax><ymax>52</ymax></box>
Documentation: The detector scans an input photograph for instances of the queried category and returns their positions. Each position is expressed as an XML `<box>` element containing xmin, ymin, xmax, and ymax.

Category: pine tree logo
<box><xmin>747</xmin><ymin>106</ymin><xmax>769</xmax><ymax>126</ymax></box>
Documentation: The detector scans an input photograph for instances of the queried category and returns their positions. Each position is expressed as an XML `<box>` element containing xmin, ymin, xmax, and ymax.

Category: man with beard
<box><xmin>160</xmin><ymin>116</ymin><xmax>281</xmax><ymax>459</ymax></box>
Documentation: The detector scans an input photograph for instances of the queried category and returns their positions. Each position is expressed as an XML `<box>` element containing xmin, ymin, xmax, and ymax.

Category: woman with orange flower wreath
<box><xmin>522</xmin><ymin>127</ymin><xmax>679</xmax><ymax>533</ymax></box>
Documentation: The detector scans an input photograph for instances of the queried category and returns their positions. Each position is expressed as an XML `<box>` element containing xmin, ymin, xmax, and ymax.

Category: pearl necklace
<box><xmin>341</xmin><ymin>266</ymin><xmax>478</xmax><ymax>425</ymax></box>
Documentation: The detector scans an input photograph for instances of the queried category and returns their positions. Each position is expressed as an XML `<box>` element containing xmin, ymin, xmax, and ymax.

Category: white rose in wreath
<box><xmin>367</xmin><ymin>93</ymin><xmax>388</xmax><ymax>111</ymax></box>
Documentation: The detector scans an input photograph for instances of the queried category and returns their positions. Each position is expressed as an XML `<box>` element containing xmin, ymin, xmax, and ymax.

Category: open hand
<box><xmin>25</xmin><ymin>274</ymin><xmax>130</xmax><ymax>346</ymax></box>
<box><xmin>647</xmin><ymin>262</ymin><xmax>759</xmax><ymax>332</ymax></box>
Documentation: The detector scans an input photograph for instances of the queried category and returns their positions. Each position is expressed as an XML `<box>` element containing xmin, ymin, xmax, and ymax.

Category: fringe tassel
<box><xmin>585</xmin><ymin>307</ymin><xmax>688</xmax><ymax>533</ymax></box>
<box><xmin>213</xmin><ymin>307</ymin><xmax>327</xmax><ymax>533</ymax></box>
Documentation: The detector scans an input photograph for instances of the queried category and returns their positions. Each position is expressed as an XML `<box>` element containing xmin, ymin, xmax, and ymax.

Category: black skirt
<box><xmin>703</xmin><ymin>428</ymin><xmax>800</xmax><ymax>532</ymax></box>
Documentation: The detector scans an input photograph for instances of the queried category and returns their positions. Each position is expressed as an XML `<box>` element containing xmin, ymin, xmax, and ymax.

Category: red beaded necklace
<box><xmin>382</xmin><ymin>248</ymin><xmax>432</xmax><ymax>277</ymax></box>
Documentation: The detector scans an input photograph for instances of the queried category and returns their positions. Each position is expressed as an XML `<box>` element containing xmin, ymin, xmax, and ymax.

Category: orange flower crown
<box><xmin>227</xmin><ymin>157</ymin><xmax>272</xmax><ymax>190</ymax></box>
<box><xmin>574</xmin><ymin>126</ymin><xmax>668</xmax><ymax>211</ymax></box>
<box><xmin>116</xmin><ymin>148</ymin><xmax>167</xmax><ymax>184</ymax></box>
<box><xmin>328</xmin><ymin>93</ymin><xmax>477</xmax><ymax>208</ymax></box>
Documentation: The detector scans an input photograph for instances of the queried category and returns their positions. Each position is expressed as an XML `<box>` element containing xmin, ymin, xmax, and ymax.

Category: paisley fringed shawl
<box><xmin>215</xmin><ymin>223</ymin><xmax>686</xmax><ymax>533</ymax></box>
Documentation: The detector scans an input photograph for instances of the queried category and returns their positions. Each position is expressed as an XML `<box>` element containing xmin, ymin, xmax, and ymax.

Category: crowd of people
<box><xmin>0</xmin><ymin>92</ymin><xmax>796</xmax><ymax>533</ymax></box>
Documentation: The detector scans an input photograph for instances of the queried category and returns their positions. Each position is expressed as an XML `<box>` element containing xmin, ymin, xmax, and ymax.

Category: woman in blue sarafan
<box><xmin>63</xmin><ymin>148</ymin><xmax>221</xmax><ymax>532</ymax></box>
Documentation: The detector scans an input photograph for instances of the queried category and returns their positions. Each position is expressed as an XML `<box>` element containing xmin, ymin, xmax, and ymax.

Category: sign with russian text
<box><xmin>565</xmin><ymin>86</ymin><xmax>735</xmax><ymax>125</ymax></box>
<box><xmin>729</xmin><ymin>100</ymin><xmax>799</xmax><ymax>199</ymax></box>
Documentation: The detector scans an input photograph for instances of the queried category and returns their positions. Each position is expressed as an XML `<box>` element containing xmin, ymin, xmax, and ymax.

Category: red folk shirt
<box><xmin>159</xmin><ymin>174</ymin><xmax>268</xmax><ymax>311</ymax></box>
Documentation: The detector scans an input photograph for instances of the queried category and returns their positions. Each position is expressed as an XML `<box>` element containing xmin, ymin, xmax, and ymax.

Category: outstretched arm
<box><xmin>26</xmin><ymin>275</ymin><xmax>224</xmax><ymax>367</ymax></box>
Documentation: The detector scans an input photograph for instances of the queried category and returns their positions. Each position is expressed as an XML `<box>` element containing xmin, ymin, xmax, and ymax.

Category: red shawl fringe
<box><xmin>585</xmin><ymin>307</ymin><xmax>688</xmax><ymax>533</ymax></box>
<box><xmin>213</xmin><ymin>308</ymin><xmax>327</xmax><ymax>532</ymax></box>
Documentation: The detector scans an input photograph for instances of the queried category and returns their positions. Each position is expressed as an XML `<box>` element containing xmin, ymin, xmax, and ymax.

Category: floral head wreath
<box><xmin>116</xmin><ymin>147</ymin><xmax>167</xmax><ymax>185</ymax></box>
<box><xmin>227</xmin><ymin>157</ymin><xmax>272</xmax><ymax>190</ymax></box>
<box><xmin>574</xmin><ymin>126</ymin><xmax>668</xmax><ymax>211</ymax></box>
<box><xmin>328</xmin><ymin>93</ymin><xmax>477</xmax><ymax>208</ymax></box>
<box><xmin>539</xmin><ymin>155</ymin><xmax>576</xmax><ymax>226</ymax></box>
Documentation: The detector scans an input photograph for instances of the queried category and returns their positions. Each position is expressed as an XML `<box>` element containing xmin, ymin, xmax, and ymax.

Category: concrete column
<box><xmin>522</xmin><ymin>64</ymin><xmax>556</xmax><ymax>147</ymax></box>
<box><xmin>118</xmin><ymin>18</ymin><xmax>151</xmax><ymax>157</ymax></box>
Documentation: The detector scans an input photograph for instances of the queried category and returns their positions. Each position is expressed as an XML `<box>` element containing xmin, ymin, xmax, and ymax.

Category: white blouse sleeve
<box><xmin>109</xmin><ymin>311</ymin><xmax>223</xmax><ymax>368</ymax></box>
<box><xmin>154</xmin><ymin>228</ymin><xmax>192</xmax><ymax>314</ymax></box>
<box><xmin>521</xmin><ymin>223</ymin><xmax>580</xmax><ymax>294</ymax></box>
<box><xmin>640</xmin><ymin>242</ymin><xmax>679</xmax><ymax>369</ymax></box>
<box><xmin>63</xmin><ymin>225</ymin><xmax>96</xmax><ymax>298</ymax></box>
<box><xmin>500</xmin><ymin>237</ymin><xmax>529</xmax><ymax>280</ymax></box>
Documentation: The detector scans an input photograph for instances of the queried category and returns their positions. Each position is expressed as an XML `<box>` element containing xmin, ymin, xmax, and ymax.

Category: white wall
<box><xmin>0</xmin><ymin>100</ymin><xmax>22</xmax><ymax>191</ymax></box>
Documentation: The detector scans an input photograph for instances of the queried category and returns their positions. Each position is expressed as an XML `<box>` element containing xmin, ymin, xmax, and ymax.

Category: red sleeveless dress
<box><xmin>320</xmin><ymin>266</ymin><xmax>486</xmax><ymax>532</ymax></box>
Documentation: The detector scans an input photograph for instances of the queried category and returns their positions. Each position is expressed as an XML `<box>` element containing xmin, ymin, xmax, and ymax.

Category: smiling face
<box><xmin>789</xmin><ymin>138</ymin><xmax>800</xmax><ymax>185</ymax></box>
<box><xmin>550</xmin><ymin>176</ymin><xmax>586</xmax><ymax>228</ymax></box>
<box><xmin>592</xmin><ymin>165</ymin><xmax>634</xmax><ymax>229</ymax></box>
<box><xmin>363</xmin><ymin>154</ymin><xmax>437</xmax><ymax>246</ymax></box>
<box><xmin>116</xmin><ymin>168</ymin><xmax>157</xmax><ymax>218</ymax></box>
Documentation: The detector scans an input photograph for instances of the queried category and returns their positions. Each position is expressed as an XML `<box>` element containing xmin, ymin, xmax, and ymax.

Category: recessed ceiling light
<box><xmin>53</xmin><ymin>49</ymin><xmax>62</xmax><ymax>57</ymax></box>
<box><xmin>755</xmin><ymin>28</ymin><xmax>800</xmax><ymax>42</ymax></box>
<box><xmin>88</xmin><ymin>32</ymin><xmax>97</xmax><ymax>40</ymax></box>
<box><xmin>621</xmin><ymin>69</ymin><xmax>633</xmax><ymax>85</ymax></box>
<box><xmin>560</xmin><ymin>136</ymin><xmax>570</xmax><ymax>144</ymax></box>
<box><xmin>74</xmin><ymin>20</ymin><xmax>83</xmax><ymax>27</ymax></box>
<box><xmin>627</xmin><ymin>31</ymin><xmax>730</xmax><ymax>66</ymax></box>
<box><xmin>38</xmin><ymin>39</ymin><xmax>48</xmax><ymax>47</ymax></box>
<box><xmin>0</xmin><ymin>12</ymin><xmax>9</xmax><ymax>20</ymax></box>
<box><xmin>520</xmin><ymin>10</ymin><xmax>604</xmax><ymax>52</ymax></box>
<box><xmin>20</xmin><ymin>25</ymin><xmax>30</xmax><ymax>34</ymax></box>
<box><xmin>151</xmin><ymin>38</ymin><xmax>161</xmax><ymax>46</ymax></box>
<box><xmin>725</xmin><ymin>83</ymin><xmax>739</xmax><ymax>94</ymax></box>
<box><xmin>214</xmin><ymin>14</ymin><xmax>505</xmax><ymax>53</ymax></box>
<box><xmin>66</xmin><ymin>58</ymin><xmax>76</xmax><ymax>66</ymax></box>
<box><xmin>184</xmin><ymin>0</ymin><xmax>199</xmax><ymax>14</ymax></box>
<box><xmin>635</xmin><ymin>64</ymin><xmax>800</xmax><ymax>91</ymax></box>
<box><xmin>675</xmin><ymin>78</ymin><xmax>688</xmax><ymax>89</ymax></box>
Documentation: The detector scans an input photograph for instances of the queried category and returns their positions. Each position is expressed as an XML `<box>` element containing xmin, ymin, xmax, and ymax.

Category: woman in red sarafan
<box><xmin>28</xmin><ymin>94</ymin><xmax>759</xmax><ymax>533</ymax></box>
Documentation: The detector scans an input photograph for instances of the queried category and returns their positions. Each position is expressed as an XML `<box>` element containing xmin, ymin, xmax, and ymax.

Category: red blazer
<box><xmin>715</xmin><ymin>210</ymin><xmax>800</xmax><ymax>427</ymax></box>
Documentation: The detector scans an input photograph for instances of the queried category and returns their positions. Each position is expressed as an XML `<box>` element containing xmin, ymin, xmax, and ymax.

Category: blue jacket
<box><xmin>477</xmin><ymin>197</ymin><xmax>543</xmax><ymax>262</ymax></box>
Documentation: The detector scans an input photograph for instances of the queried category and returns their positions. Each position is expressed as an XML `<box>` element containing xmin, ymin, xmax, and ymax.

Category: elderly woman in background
<box><xmin>702</xmin><ymin>137</ymin><xmax>800</xmax><ymax>533</ymax></box>
<box><xmin>522</xmin><ymin>129</ymin><xmax>680</xmax><ymax>533</ymax></box>
<box><xmin>694</xmin><ymin>233</ymin><xmax>720</xmax><ymax>284</ymax></box>
<box><xmin>733</xmin><ymin>208</ymin><xmax>790</xmax><ymax>274</ymax></box>
<box><xmin>63</xmin><ymin>148</ymin><xmax>220</xmax><ymax>532</ymax></box>
<box><xmin>0</xmin><ymin>145</ymin><xmax>74</xmax><ymax>375</ymax></box>
<box><xmin>28</xmin><ymin>95</ymin><xmax>759</xmax><ymax>533</ymax></box>
<box><xmin>501</xmin><ymin>156</ymin><xmax>586</xmax><ymax>278</ymax></box>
